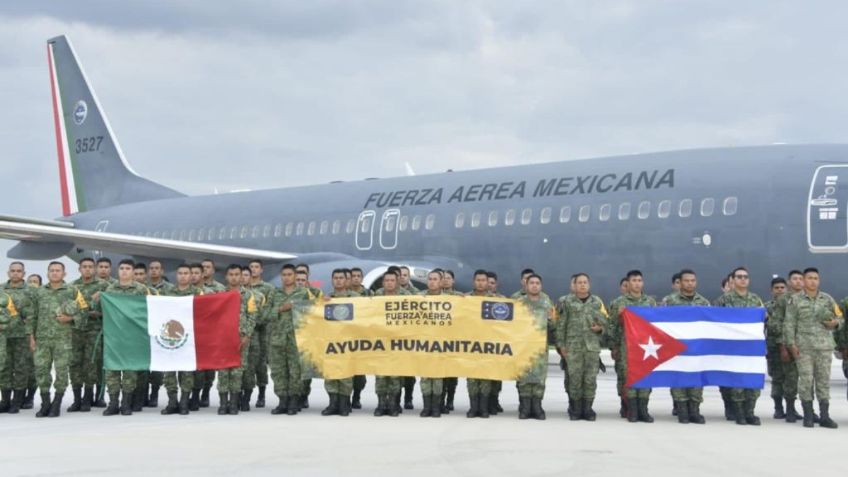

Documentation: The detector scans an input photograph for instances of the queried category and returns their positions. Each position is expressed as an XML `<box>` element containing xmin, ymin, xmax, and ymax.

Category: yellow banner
<box><xmin>294</xmin><ymin>295</ymin><xmax>547</xmax><ymax>380</ymax></box>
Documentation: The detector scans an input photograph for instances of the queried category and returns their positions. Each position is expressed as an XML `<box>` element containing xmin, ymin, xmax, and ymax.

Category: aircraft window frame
<box><xmin>678</xmin><ymin>199</ymin><xmax>692</xmax><ymax>218</ymax></box>
<box><xmin>346</xmin><ymin>219</ymin><xmax>355</xmax><ymax>234</ymax></box>
<box><xmin>274</xmin><ymin>224</ymin><xmax>283</xmax><ymax>237</ymax></box>
<box><xmin>455</xmin><ymin>212</ymin><xmax>465</xmax><ymax>229</ymax></box>
<box><xmin>424</xmin><ymin>214</ymin><xmax>435</xmax><ymax>230</ymax></box>
<box><xmin>700</xmin><ymin>198</ymin><xmax>715</xmax><ymax>217</ymax></box>
<box><xmin>411</xmin><ymin>216</ymin><xmax>422</xmax><ymax>231</ymax></box>
<box><xmin>658</xmin><ymin>200</ymin><xmax>672</xmax><ymax>219</ymax></box>
<box><xmin>332</xmin><ymin>220</ymin><xmax>341</xmax><ymax>235</ymax></box>
<box><xmin>599</xmin><ymin>204</ymin><xmax>611</xmax><ymax>222</ymax></box>
<box><xmin>319</xmin><ymin>221</ymin><xmax>329</xmax><ymax>235</ymax></box>
<box><xmin>578</xmin><ymin>205</ymin><xmax>591</xmax><ymax>223</ymax></box>
<box><xmin>252</xmin><ymin>225</ymin><xmax>260</xmax><ymax>238</ymax></box>
<box><xmin>540</xmin><ymin>207</ymin><xmax>552</xmax><ymax>224</ymax></box>
<box><xmin>520</xmin><ymin>208</ymin><xmax>532</xmax><ymax>225</ymax></box>
<box><xmin>296</xmin><ymin>222</ymin><xmax>304</xmax><ymax>236</ymax></box>
<box><xmin>723</xmin><ymin>196</ymin><xmax>738</xmax><ymax>216</ymax></box>
<box><xmin>307</xmin><ymin>222</ymin><xmax>316</xmax><ymax>236</ymax></box>
<box><xmin>470</xmin><ymin>212</ymin><xmax>481</xmax><ymax>228</ymax></box>
<box><xmin>262</xmin><ymin>225</ymin><xmax>271</xmax><ymax>238</ymax></box>
<box><xmin>488</xmin><ymin>210</ymin><xmax>499</xmax><ymax>227</ymax></box>
<box><xmin>618</xmin><ymin>202</ymin><xmax>631</xmax><ymax>221</ymax></box>
<box><xmin>637</xmin><ymin>201</ymin><xmax>651</xmax><ymax>220</ymax></box>
<box><xmin>504</xmin><ymin>209</ymin><xmax>516</xmax><ymax>226</ymax></box>
<box><xmin>559</xmin><ymin>206</ymin><xmax>571</xmax><ymax>223</ymax></box>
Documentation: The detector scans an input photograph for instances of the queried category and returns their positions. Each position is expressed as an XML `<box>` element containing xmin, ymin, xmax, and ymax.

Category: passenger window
<box><xmin>488</xmin><ymin>211</ymin><xmax>499</xmax><ymax>227</ymax></box>
<box><xmin>296</xmin><ymin>222</ymin><xmax>304</xmax><ymax>236</ymax></box>
<box><xmin>263</xmin><ymin>225</ymin><xmax>271</xmax><ymax>237</ymax></box>
<box><xmin>504</xmin><ymin>209</ymin><xmax>516</xmax><ymax>226</ymax></box>
<box><xmin>219</xmin><ymin>228</ymin><xmax>227</xmax><ymax>240</ymax></box>
<box><xmin>230</xmin><ymin>227</ymin><xmax>238</xmax><ymax>239</ymax></box>
<box><xmin>540</xmin><ymin>207</ymin><xmax>552</xmax><ymax>224</ymax></box>
<box><xmin>307</xmin><ymin>222</ymin><xmax>316</xmax><ymax>236</ymax></box>
<box><xmin>207</xmin><ymin>229</ymin><xmax>215</xmax><ymax>241</ymax></box>
<box><xmin>274</xmin><ymin>224</ymin><xmax>283</xmax><ymax>237</ymax></box>
<box><xmin>320</xmin><ymin>221</ymin><xmax>328</xmax><ymax>235</ymax></box>
<box><xmin>455</xmin><ymin>212</ymin><xmax>465</xmax><ymax>228</ymax></box>
<box><xmin>398</xmin><ymin>216</ymin><xmax>408</xmax><ymax>232</ymax></box>
<box><xmin>384</xmin><ymin>215</ymin><xmax>396</xmax><ymax>232</ymax></box>
<box><xmin>188</xmin><ymin>229</ymin><xmax>196</xmax><ymax>241</ymax></box>
<box><xmin>723</xmin><ymin>197</ymin><xmax>738</xmax><ymax>216</ymax></box>
<box><xmin>153</xmin><ymin>231</ymin><xmax>160</xmax><ymax>239</ymax></box>
<box><xmin>618</xmin><ymin>202</ymin><xmax>631</xmax><ymax>220</ymax></box>
<box><xmin>599</xmin><ymin>204</ymin><xmax>611</xmax><ymax>222</ymax></box>
<box><xmin>578</xmin><ymin>205</ymin><xmax>591</xmax><ymax>223</ymax></box>
<box><xmin>252</xmin><ymin>225</ymin><xmax>260</xmax><ymax>238</ymax></box>
<box><xmin>411</xmin><ymin>216</ymin><xmax>421</xmax><ymax>231</ymax></box>
<box><xmin>559</xmin><ymin>206</ymin><xmax>571</xmax><ymax>223</ymax></box>
<box><xmin>285</xmin><ymin>223</ymin><xmax>294</xmax><ymax>237</ymax></box>
<box><xmin>196</xmin><ymin>228</ymin><xmax>204</xmax><ymax>241</ymax></box>
<box><xmin>333</xmin><ymin>220</ymin><xmax>342</xmax><ymax>235</ymax></box>
<box><xmin>658</xmin><ymin>200</ymin><xmax>671</xmax><ymax>219</ymax></box>
<box><xmin>346</xmin><ymin>219</ymin><xmax>355</xmax><ymax>234</ymax></box>
<box><xmin>679</xmin><ymin>199</ymin><xmax>692</xmax><ymax>218</ymax></box>
<box><xmin>425</xmin><ymin>214</ymin><xmax>435</xmax><ymax>230</ymax></box>
<box><xmin>701</xmin><ymin>198</ymin><xmax>715</xmax><ymax>217</ymax></box>
<box><xmin>637</xmin><ymin>201</ymin><xmax>651</xmax><ymax>219</ymax></box>
<box><xmin>470</xmin><ymin>212</ymin><xmax>481</xmax><ymax>228</ymax></box>
<box><xmin>521</xmin><ymin>208</ymin><xmax>532</xmax><ymax>225</ymax></box>
<box><xmin>240</xmin><ymin>227</ymin><xmax>249</xmax><ymax>239</ymax></box>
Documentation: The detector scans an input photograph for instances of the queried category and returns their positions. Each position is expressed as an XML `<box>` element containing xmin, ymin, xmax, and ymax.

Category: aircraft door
<box><xmin>808</xmin><ymin>165</ymin><xmax>848</xmax><ymax>252</ymax></box>
<box><xmin>379</xmin><ymin>209</ymin><xmax>400</xmax><ymax>250</ymax></box>
<box><xmin>93</xmin><ymin>220</ymin><xmax>109</xmax><ymax>259</ymax></box>
<box><xmin>356</xmin><ymin>210</ymin><xmax>375</xmax><ymax>251</ymax></box>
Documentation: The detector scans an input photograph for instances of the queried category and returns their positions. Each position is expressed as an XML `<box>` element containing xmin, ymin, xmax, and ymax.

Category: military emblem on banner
<box><xmin>481</xmin><ymin>301</ymin><xmax>513</xmax><ymax>321</ymax></box>
<box><xmin>324</xmin><ymin>303</ymin><xmax>354</xmax><ymax>321</ymax></box>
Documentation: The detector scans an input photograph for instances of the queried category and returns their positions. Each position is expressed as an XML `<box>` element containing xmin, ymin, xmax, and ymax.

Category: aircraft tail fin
<box><xmin>47</xmin><ymin>35</ymin><xmax>184</xmax><ymax>216</ymax></box>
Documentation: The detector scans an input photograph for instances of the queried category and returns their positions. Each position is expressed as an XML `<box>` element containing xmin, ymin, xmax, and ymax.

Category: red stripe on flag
<box><xmin>47</xmin><ymin>44</ymin><xmax>71</xmax><ymax>216</ymax></box>
<box><xmin>193</xmin><ymin>291</ymin><xmax>241</xmax><ymax>370</ymax></box>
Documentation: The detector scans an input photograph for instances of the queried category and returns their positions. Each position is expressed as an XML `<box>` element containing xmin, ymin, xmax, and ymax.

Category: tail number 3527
<box><xmin>75</xmin><ymin>136</ymin><xmax>103</xmax><ymax>154</ymax></box>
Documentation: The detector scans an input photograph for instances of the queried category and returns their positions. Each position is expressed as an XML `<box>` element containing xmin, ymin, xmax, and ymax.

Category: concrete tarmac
<box><xmin>2</xmin><ymin>354</ymin><xmax>846</xmax><ymax>476</ymax></box>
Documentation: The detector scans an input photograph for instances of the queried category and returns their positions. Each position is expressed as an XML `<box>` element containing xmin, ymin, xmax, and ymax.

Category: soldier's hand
<box><xmin>790</xmin><ymin>345</ymin><xmax>800</xmax><ymax>359</ymax></box>
<box><xmin>56</xmin><ymin>314</ymin><xmax>73</xmax><ymax>323</ymax></box>
<box><xmin>611</xmin><ymin>348</ymin><xmax>620</xmax><ymax>360</ymax></box>
<box><xmin>823</xmin><ymin>319</ymin><xmax>838</xmax><ymax>330</ymax></box>
<box><xmin>279</xmin><ymin>302</ymin><xmax>293</xmax><ymax>312</ymax></box>
<box><xmin>557</xmin><ymin>347</ymin><xmax>568</xmax><ymax>359</ymax></box>
<box><xmin>590</xmin><ymin>323</ymin><xmax>603</xmax><ymax>333</ymax></box>
<box><xmin>92</xmin><ymin>291</ymin><xmax>101</xmax><ymax>302</ymax></box>
<box><xmin>779</xmin><ymin>344</ymin><xmax>791</xmax><ymax>363</ymax></box>
<box><xmin>239</xmin><ymin>336</ymin><xmax>250</xmax><ymax>351</ymax></box>
<box><xmin>29</xmin><ymin>335</ymin><xmax>35</xmax><ymax>352</ymax></box>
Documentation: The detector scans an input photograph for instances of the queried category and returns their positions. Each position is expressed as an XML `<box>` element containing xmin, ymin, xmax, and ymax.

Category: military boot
<box><xmin>466</xmin><ymin>394</ymin><xmax>479</xmax><ymax>418</ymax></box>
<box><xmin>147</xmin><ymin>385</ymin><xmax>160</xmax><ymax>408</ymax></box>
<box><xmin>9</xmin><ymin>389</ymin><xmax>24</xmax><ymax>414</ymax></box>
<box><xmin>818</xmin><ymin>400</ymin><xmax>838</xmax><ymax>429</ymax></box>
<box><xmin>675</xmin><ymin>401</ymin><xmax>689</xmax><ymax>424</ymax></box>
<box><xmin>688</xmin><ymin>400</ymin><xmax>705</xmax><ymax>424</ymax></box>
<box><xmin>22</xmin><ymin>386</ymin><xmax>36</xmax><ymax>409</ymax></box>
<box><xmin>35</xmin><ymin>392</ymin><xmax>51</xmax><ymax>418</ymax></box>
<box><xmin>723</xmin><ymin>396</ymin><xmax>735</xmax><ymax>421</ymax></box>
<box><xmin>567</xmin><ymin>398</ymin><xmax>579</xmax><ymax>420</ymax></box>
<box><xmin>637</xmin><ymin>398</ymin><xmax>654</xmax><ymax>423</ymax></box>
<box><xmin>103</xmin><ymin>393</ymin><xmax>120</xmax><ymax>416</ymax></box>
<box><xmin>271</xmin><ymin>395</ymin><xmax>287</xmax><ymax>415</ymax></box>
<box><xmin>161</xmin><ymin>392</ymin><xmax>179</xmax><ymax>415</ymax></box>
<box><xmin>744</xmin><ymin>399</ymin><xmax>761</xmax><ymax>426</ymax></box>
<box><xmin>583</xmin><ymin>398</ymin><xmax>597</xmax><ymax>421</ymax></box>
<box><xmin>785</xmin><ymin>398</ymin><xmax>801</xmax><ymax>422</ymax></box>
<box><xmin>430</xmin><ymin>394</ymin><xmax>441</xmax><ymax>418</ymax></box>
<box><xmin>734</xmin><ymin>401</ymin><xmax>746</xmax><ymax>425</ymax></box>
<box><xmin>619</xmin><ymin>398</ymin><xmax>627</xmax><ymax>418</ymax></box>
<box><xmin>479</xmin><ymin>394</ymin><xmax>490</xmax><ymax>418</ymax></box>
<box><xmin>217</xmin><ymin>393</ymin><xmax>229</xmax><ymax>415</ymax></box>
<box><xmin>388</xmin><ymin>393</ymin><xmax>401</xmax><ymax>417</ymax></box>
<box><xmin>93</xmin><ymin>384</ymin><xmax>107</xmax><ymax>408</ymax></box>
<box><xmin>322</xmin><ymin>394</ymin><xmax>339</xmax><ymax>416</ymax></box>
<box><xmin>132</xmin><ymin>385</ymin><xmax>146</xmax><ymax>412</ymax></box>
<box><xmin>338</xmin><ymin>394</ymin><xmax>351</xmax><ymax>417</ymax></box>
<box><xmin>286</xmin><ymin>395</ymin><xmax>299</xmax><ymax>415</ymax></box>
<box><xmin>178</xmin><ymin>392</ymin><xmax>190</xmax><ymax>415</ymax></box>
<box><xmin>492</xmin><ymin>391</ymin><xmax>504</xmax><ymax>413</ymax></box>
<box><xmin>518</xmin><ymin>397</ymin><xmax>530</xmax><ymax>419</ymax></box>
<box><xmin>200</xmin><ymin>385</ymin><xmax>211</xmax><ymax>408</ymax></box>
<box><xmin>627</xmin><ymin>398</ymin><xmax>639</xmax><ymax>422</ymax></box>
<box><xmin>67</xmin><ymin>386</ymin><xmax>82</xmax><ymax>412</ymax></box>
<box><xmin>531</xmin><ymin>397</ymin><xmax>546</xmax><ymax>420</ymax></box>
<box><xmin>47</xmin><ymin>392</ymin><xmax>64</xmax><ymax>418</ymax></box>
<box><xmin>0</xmin><ymin>389</ymin><xmax>11</xmax><ymax>412</ymax></box>
<box><xmin>772</xmin><ymin>396</ymin><xmax>785</xmax><ymax>419</ymax></box>
<box><xmin>189</xmin><ymin>389</ymin><xmax>201</xmax><ymax>411</ymax></box>
<box><xmin>439</xmin><ymin>390</ymin><xmax>450</xmax><ymax>414</ymax></box>
<box><xmin>241</xmin><ymin>390</ymin><xmax>252</xmax><ymax>412</ymax></box>
<box><xmin>419</xmin><ymin>395</ymin><xmax>431</xmax><ymax>418</ymax></box>
<box><xmin>120</xmin><ymin>392</ymin><xmax>133</xmax><ymax>416</ymax></box>
<box><xmin>351</xmin><ymin>388</ymin><xmax>362</xmax><ymax>409</ymax></box>
<box><xmin>256</xmin><ymin>386</ymin><xmax>266</xmax><ymax>408</ymax></box>
<box><xmin>802</xmin><ymin>400</ymin><xmax>815</xmax><ymax>428</ymax></box>
<box><xmin>403</xmin><ymin>383</ymin><xmax>414</xmax><ymax>410</ymax></box>
<box><xmin>80</xmin><ymin>386</ymin><xmax>93</xmax><ymax>412</ymax></box>
<box><xmin>228</xmin><ymin>393</ymin><xmax>239</xmax><ymax>415</ymax></box>
<box><xmin>446</xmin><ymin>387</ymin><xmax>455</xmax><ymax>411</ymax></box>
<box><xmin>373</xmin><ymin>394</ymin><xmax>386</xmax><ymax>417</ymax></box>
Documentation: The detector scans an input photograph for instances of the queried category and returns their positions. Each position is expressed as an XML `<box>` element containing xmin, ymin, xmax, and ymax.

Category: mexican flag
<box><xmin>101</xmin><ymin>291</ymin><xmax>241</xmax><ymax>371</ymax></box>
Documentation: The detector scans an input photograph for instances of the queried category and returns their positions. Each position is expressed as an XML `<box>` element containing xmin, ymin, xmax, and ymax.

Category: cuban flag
<box><xmin>623</xmin><ymin>306</ymin><xmax>766</xmax><ymax>389</ymax></box>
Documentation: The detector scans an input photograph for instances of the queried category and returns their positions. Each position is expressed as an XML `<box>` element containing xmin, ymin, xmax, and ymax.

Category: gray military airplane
<box><xmin>1</xmin><ymin>35</ymin><xmax>846</xmax><ymax>300</ymax></box>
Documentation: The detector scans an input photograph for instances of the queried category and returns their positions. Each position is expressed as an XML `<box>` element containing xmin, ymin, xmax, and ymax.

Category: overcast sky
<box><xmin>2</xmin><ymin>1</ymin><xmax>848</xmax><ymax>275</ymax></box>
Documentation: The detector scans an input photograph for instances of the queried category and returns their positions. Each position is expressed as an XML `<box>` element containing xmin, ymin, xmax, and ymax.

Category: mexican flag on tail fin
<box><xmin>101</xmin><ymin>291</ymin><xmax>241</xmax><ymax>371</ymax></box>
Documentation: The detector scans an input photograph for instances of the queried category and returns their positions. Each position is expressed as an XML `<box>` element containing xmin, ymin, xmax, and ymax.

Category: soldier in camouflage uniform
<box><xmin>373</xmin><ymin>270</ymin><xmax>404</xmax><ymax>417</ymax></box>
<box><xmin>67</xmin><ymin>258</ymin><xmax>109</xmax><ymax>413</ymax></box>
<box><xmin>767</xmin><ymin>270</ymin><xmax>804</xmax><ymax>422</ymax></box>
<box><xmin>439</xmin><ymin>270</ymin><xmax>462</xmax><ymax>413</ymax></box>
<box><xmin>517</xmin><ymin>274</ymin><xmax>555</xmax><ymax>420</ymax></box>
<box><xmin>160</xmin><ymin>264</ymin><xmax>203</xmax><ymax>416</ymax></box>
<box><xmin>466</xmin><ymin>270</ymin><xmax>497</xmax><ymax>418</ymax></box>
<box><xmin>417</xmin><ymin>270</ymin><xmax>445</xmax><ymax>418</ymax></box>
<box><xmin>715</xmin><ymin>267</ymin><xmax>766</xmax><ymax>425</ymax></box>
<box><xmin>270</xmin><ymin>264</ymin><xmax>310</xmax><ymax>415</ymax></box>
<box><xmin>216</xmin><ymin>265</ymin><xmax>257</xmax><ymax>415</ymax></box>
<box><xmin>485</xmin><ymin>271</ymin><xmax>506</xmax><ymax>414</ymax></box>
<box><xmin>839</xmin><ymin>296</ymin><xmax>848</xmax><ymax>403</ymax></box>
<box><xmin>321</xmin><ymin>269</ymin><xmax>359</xmax><ymax>417</ymax></box>
<box><xmin>349</xmin><ymin>267</ymin><xmax>371</xmax><ymax>408</ymax></box>
<box><xmin>141</xmin><ymin>260</ymin><xmax>172</xmax><ymax>408</ymax></box>
<box><xmin>556</xmin><ymin>273</ymin><xmax>606</xmax><ymax>421</ymax></box>
<box><xmin>295</xmin><ymin>265</ymin><xmax>323</xmax><ymax>410</ymax></box>
<box><xmin>608</xmin><ymin>270</ymin><xmax>657</xmax><ymax>423</ymax></box>
<box><xmin>661</xmin><ymin>269</ymin><xmax>710</xmax><ymax>424</ymax></box>
<box><xmin>246</xmin><ymin>259</ymin><xmax>276</xmax><ymax>409</ymax></box>
<box><xmin>29</xmin><ymin>262</ymin><xmax>86</xmax><ymax>418</ymax></box>
<box><xmin>239</xmin><ymin>267</ymin><xmax>265</xmax><ymax>411</ymax></box>
<box><xmin>101</xmin><ymin>260</ymin><xmax>151</xmax><ymax>416</ymax></box>
<box><xmin>0</xmin><ymin>287</ymin><xmax>19</xmax><ymax>413</ymax></box>
<box><xmin>785</xmin><ymin>267</ymin><xmax>843</xmax><ymax>428</ymax></box>
<box><xmin>398</xmin><ymin>266</ymin><xmax>419</xmax><ymax>409</ymax></box>
<box><xmin>0</xmin><ymin>261</ymin><xmax>34</xmax><ymax>413</ymax></box>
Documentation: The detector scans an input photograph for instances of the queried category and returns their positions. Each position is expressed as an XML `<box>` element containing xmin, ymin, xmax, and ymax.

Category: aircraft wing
<box><xmin>0</xmin><ymin>217</ymin><xmax>296</xmax><ymax>262</ymax></box>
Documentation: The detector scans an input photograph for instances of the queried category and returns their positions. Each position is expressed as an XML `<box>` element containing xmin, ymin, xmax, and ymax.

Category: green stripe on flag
<box><xmin>101</xmin><ymin>293</ymin><xmax>150</xmax><ymax>370</ymax></box>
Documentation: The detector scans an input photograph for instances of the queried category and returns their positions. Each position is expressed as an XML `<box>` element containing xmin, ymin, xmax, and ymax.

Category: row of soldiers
<box><xmin>0</xmin><ymin>260</ymin><xmax>844</xmax><ymax>429</ymax></box>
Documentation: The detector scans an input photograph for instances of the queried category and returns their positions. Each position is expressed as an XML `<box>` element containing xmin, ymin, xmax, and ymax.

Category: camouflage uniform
<box><xmin>837</xmin><ymin>298</ymin><xmax>848</xmax><ymax>397</ymax></box>
<box><xmin>0</xmin><ymin>293</ymin><xmax>18</xmax><ymax>410</ymax></box>
<box><xmin>67</xmin><ymin>277</ymin><xmax>109</xmax><ymax>411</ymax></box>
<box><xmin>246</xmin><ymin>280</ymin><xmax>276</xmax><ymax>406</ymax></box>
<box><xmin>439</xmin><ymin>288</ymin><xmax>463</xmax><ymax>413</ymax></box>
<box><xmin>517</xmin><ymin>293</ymin><xmax>556</xmax><ymax>420</ymax></box>
<box><xmin>323</xmin><ymin>290</ymin><xmax>357</xmax><ymax>397</ymax></box>
<box><xmin>0</xmin><ymin>281</ymin><xmax>33</xmax><ymax>411</ymax></box>
<box><xmin>609</xmin><ymin>293</ymin><xmax>656</xmax><ymax>422</ymax></box>
<box><xmin>784</xmin><ymin>292</ymin><xmax>843</xmax><ymax>403</ymax></box>
<box><xmin>556</xmin><ymin>293</ymin><xmax>607</xmax><ymax>419</ymax></box>
<box><xmin>195</xmin><ymin>280</ymin><xmax>225</xmax><ymax>405</ymax></box>
<box><xmin>349</xmin><ymin>285</ymin><xmax>371</xmax><ymax>406</ymax></box>
<box><xmin>30</xmin><ymin>282</ymin><xmax>86</xmax><ymax>415</ymax></box>
<box><xmin>269</xmin><ymin>285</ymin><xmax>310</xmax><ymax>414</ymax></box>
<box><xmin>715</xmin><ymin>289</ymin><xmax>765</xmax><ymax>424</ymax></box>
<box><xmin>101</xmin><ymin>281</ymin><xmax>149</xmax><ymax>414</ymax></box>
<box><xmin>161</xmin><ymin>285</ymin><xmax>203</xmax><ymax>414</ymax></box>
<box><xmin>416</xmin><ymin>289</ymin><xmax>444</xmax><ymax>417</ymax></box>
<box><xmin>662</xmin><ymin>292</ymin><xmax>710</xmax><ymax>404</ymax></box>
<box><xmin>216</xmin><ymin>287</ymin><xmax>257</xmax><ymax>414</ymax></box>
<box><xmin>766</xmin><ymin>292</ymin><xmax>800</xmax><ymax>414</ymax></box>
<box><xmin>465</xmin><ymin>290</ymin><xmax>497</xmax><ymax>416</ymax></box>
